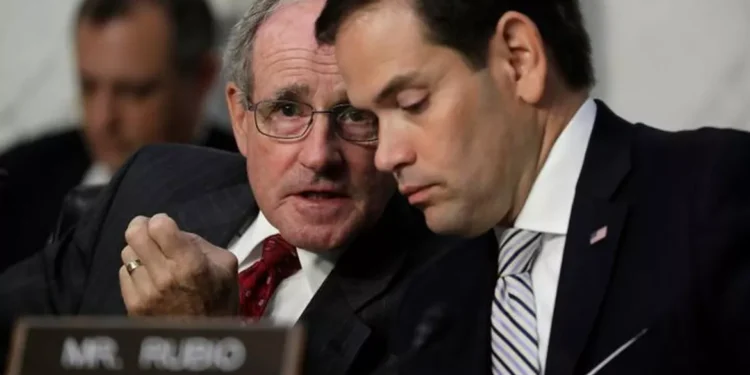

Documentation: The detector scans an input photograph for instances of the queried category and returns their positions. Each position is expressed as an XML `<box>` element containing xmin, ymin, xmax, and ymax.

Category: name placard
<box><xmin>5</xmin><ymin>317</ymin><xmax>304</xmax><ymax>375</ymax></box>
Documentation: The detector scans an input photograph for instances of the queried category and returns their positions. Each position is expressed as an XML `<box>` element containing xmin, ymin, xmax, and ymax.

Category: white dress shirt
<box><xmin>80</xmin><ymin>162</ymin><xmax>112</xmax><ymax>186</ymax></box>
<box><xmin>492</xmin><ymin>98</ymin><xmax>597</xmax><ymax>373</ymax></box>
<box><xmin>227</xmin><ymin>212</ymin><xmax>338</xmax><ymax>325</ymax></box>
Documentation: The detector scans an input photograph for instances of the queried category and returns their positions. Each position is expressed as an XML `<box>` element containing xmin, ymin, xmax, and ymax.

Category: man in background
<box><xmin>0</xmin><ymin>0</ymin><xmax>237</xmax><ymax>272</ymax></box>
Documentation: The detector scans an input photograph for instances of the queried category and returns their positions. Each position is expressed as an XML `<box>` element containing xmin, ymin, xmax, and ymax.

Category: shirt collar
<box><xmin>513</xmin><ymin>98</ymin><xmax>597</xmax><ymax>235</ymax></box>
<box><xmin>233</xmin><ymin>211</ymin><xmax>338</xmax><ymax>293</ymax></box>
<box><xmin>81</xmin><ymin>162</ymin><xmax>113</xmax><ymax>186</ymax></box>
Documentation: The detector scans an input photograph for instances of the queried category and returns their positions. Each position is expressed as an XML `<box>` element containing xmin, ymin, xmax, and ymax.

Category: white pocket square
<box><xmin>585</xmin><ymin>328</ymin><xmax>648</xmax><ymax>375</ymax></box>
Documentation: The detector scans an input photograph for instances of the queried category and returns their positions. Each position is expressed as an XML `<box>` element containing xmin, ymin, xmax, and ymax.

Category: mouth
<box><xmin>289</xmin><ymin>189</ymin><xmax>351</xmax><ymax>217</ymax></box>
<box><xmin>296</xmin><ymin>190</ymin><xmax>348</xmax><ymax>200</ymax></box>
<box><xmin>399</xmin><ymin>184</ymin><xmax>436</xmax><ymax>205</ymax></box>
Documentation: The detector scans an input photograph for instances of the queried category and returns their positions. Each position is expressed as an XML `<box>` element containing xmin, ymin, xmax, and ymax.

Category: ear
<box><xmin>225</xmin><ymin>82</ymin><xmax>250</xmax><ymax>156</ymax></box>
<box><xmin>487</xmin><ymin>11</ymin><xmax>548</xmax><ymax>104</ymax></box>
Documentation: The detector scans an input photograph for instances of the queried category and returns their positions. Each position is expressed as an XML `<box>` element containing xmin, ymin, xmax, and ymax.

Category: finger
<box><xmin>119</xmin><ymin>265</ymin><xmax>142</xmax><ymax>314</ymax></box>
<box><xmin>124</xmin><ymin>215</ymin><xmax>168</xmax><ymax>270</ymax></box>
<box><xmin>147</xmin><ymin>214</ymin><xmax>189</xmax><ymax>259</ymax></box>
<box><xmin>183</xmin><ymin>231</ymin><xmax>215</xmax><ymax>255</ymax></box>
<box><xmin>121</xmin><ymin>245</ymin><xmax>157</xmax><ymax>297</ymax></box>
<box><xmin>200</xmin><ymin>240</ymin><xmax>240</xmax><ymax>274</ymax></box>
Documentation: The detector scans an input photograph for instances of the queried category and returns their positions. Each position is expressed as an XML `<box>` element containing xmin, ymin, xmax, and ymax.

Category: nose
<box><xmin>298</xmin><ymin>116</ymin><xmax>343</xmax><ymax>172</ymax></box>
<box><xmin>374</xmin><ymin>118</ymin><xmax>415</xmax><ymax>173</ymax></box>
<box><xmin>87</xmin><ymin>90</ymin><xmax>118</xmax><ymax>135</ymax></box>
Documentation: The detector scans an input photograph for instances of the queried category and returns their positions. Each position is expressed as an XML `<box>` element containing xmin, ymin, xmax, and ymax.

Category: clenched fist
<box><xmin>119</xmin><ymin>213</ymin><xmax>239</xmax><ymax>316</ymax></box>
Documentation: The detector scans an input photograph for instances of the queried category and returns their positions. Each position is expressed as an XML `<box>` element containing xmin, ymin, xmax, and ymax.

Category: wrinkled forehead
<box><xmin>251</xmin><ymin>0</ymin><xmax>344</xmax><ymax>103</ymax></box>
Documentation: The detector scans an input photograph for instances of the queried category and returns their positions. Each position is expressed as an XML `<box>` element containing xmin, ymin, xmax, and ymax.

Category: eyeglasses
<box><xmin>247</xmin><ymin>99</ymin><xmax>379</xmax><ymax>142</ymax></box>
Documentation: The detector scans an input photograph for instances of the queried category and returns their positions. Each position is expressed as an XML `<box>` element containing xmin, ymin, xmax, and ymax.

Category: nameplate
<box><xmin>5</xmin><ymin>317</ymin><xmax>304</xmax><ymax>375</ymax></box>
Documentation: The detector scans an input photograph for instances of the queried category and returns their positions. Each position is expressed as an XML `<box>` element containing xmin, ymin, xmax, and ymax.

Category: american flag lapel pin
<box><xmin>590</xmin><ymin>226</ymin><xmax>608</xmax><ymax>245</ymax></box>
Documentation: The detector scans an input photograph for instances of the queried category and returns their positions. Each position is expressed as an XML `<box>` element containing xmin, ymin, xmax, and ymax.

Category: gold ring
<box><xmin>125</xmin><ymin>259</ymin><xmax>143</xmax><ymax>274</ymax></box>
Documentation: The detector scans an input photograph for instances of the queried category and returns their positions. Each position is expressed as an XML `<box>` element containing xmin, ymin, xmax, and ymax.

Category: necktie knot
<box><xmin>497</xmin><ymin>228</ymin><xmax>542</xmax><ymax>277</ymax></box>
<box><xmin>261</xmin><ymin>234</ymin><xmax>298</xmax><ymax>267</ymax></box>
<box><xmin>238</xmin><ymin>234</ymin><xmax>301</xmax><ymax>319</ymax></box>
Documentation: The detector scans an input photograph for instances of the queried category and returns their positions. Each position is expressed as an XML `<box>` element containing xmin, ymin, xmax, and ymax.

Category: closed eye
<box><xmin>396</xmin><ymin>89</ymin><xmax>429</xmax><ymax>114</ymax></box>
<box><xmin>401</xmin><ymin>97</ymin><xmax>429</xmax><ymax>114</ymax></box>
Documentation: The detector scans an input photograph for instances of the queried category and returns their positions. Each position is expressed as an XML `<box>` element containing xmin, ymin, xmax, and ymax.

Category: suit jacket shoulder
<box><xmin>0</xmin><ymin>143</ymin><xmax>251</xmax><ymax>317</ymax></box>
<box><xmin>102</xmin><ymin>143</ymin><xmax>247</xmax><ymax>205</ymax></box>
<box><xmin>74</xmin><ymin>144</ymin><xmax>252</xmax><ymax>305</ymax></box>
<box><xmin>0</xmin><ymin>128</ymin><xmax>88</xmax><ymax>171</ymax></box>
<box><xmin>547</xmin><ymin>103</ymin><xmax>750</xmax><ymax>375</ymax></box>
<box><xmin>202</xmin><ymin>125</ymin><xmax>239</xmax><ymax>153</ymax></box>
<box><xmin>0</xmin><ymin>143</ymin><xmax>255</xmax><ymax>365</ymax></box>
<box><xmin>623</xmin><ymin>121</ymin><xmax>750</xmax><ymax>271</ymax></box>
<box><xmin>0</xmin><ymin>125</ymin><xmax>239</xmax><ymax>272</ymax></box>
<box><xmin>655</xmin><ymin>126</ymin><xmax>750</xmax><ymax>365</ymax></box>
<box><xmin>0</xmin><ymin>129</ymin><xmax>90</xmax><ymax>271</ymax></box>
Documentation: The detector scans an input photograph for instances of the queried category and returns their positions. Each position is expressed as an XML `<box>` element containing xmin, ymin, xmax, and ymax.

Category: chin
<box><xmin>269</xmin><ymin>199</ymin><xmax>377</xmax><ymax>251</ymax></box>
<box><xmin>423</xmin><ymin>204</ymin><xmax>483</xmax><ymax>238</ymax></box>
<box><xmin>279</xmin><ymin>220</ymin><xmax>359</xmax><ymax>252</ymax></box>
<box><xmin>424</xmin><ymin>206</ymin><xmax>459</xmax><ymax>234</ymax></box>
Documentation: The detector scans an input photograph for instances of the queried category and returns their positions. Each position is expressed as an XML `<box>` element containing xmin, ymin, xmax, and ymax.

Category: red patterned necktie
<box><xmin>238</xmin><ymin>234</ymin><xmax>301</xmax><ymax>319</ymax></box>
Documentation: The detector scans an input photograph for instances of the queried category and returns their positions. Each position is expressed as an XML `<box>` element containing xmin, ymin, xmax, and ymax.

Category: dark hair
<box><xmin>76</xmin><ymin>0</ymin><xmax>216</xmax><ymax>77</ymax></box>
<box><xmin>315</xmin><ymin>0</ymin><xmax>594</xmax><ymax>90</ymax></box>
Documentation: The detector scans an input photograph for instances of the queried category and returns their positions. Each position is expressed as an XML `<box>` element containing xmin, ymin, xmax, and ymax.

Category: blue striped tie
<box><xmin>491</xmin><ymin>228</ymin><xmax>543</xmax><ymax>375</ymax></box>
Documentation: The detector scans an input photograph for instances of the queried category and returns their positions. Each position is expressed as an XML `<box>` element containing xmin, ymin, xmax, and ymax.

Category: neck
<box><xmin>505</xmin><ymin>90</ymin><xmax>589</xmax><ymax>224</ymax></box>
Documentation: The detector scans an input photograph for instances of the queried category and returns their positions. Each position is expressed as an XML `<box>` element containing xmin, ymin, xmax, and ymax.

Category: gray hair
<box><xmin>223</xmin><ymin>0</ymin><xmax>301</xmax><ymax>107</ymax></box>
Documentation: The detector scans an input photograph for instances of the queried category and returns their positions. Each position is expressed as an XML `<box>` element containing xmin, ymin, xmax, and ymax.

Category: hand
<box><xmin>119</xmin><ymin>213</ymin><xmax>239</xmax><ymax>316</ymax></box>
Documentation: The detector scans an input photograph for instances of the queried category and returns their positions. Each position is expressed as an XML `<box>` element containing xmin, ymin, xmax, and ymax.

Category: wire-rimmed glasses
<box><xmin>247</xmin><ymin>99</ymin><xmax>379</xmax><ymax>142</ymax></box>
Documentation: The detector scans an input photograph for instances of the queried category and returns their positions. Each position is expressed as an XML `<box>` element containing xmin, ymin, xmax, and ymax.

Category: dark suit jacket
<box><xmin>395</xmin><ymin>100</ymin><xmax>750</xmax><ymax>374</ymax></box>
<box><xmin>0</xmin><ymin>169</ymin><xmax>7</xmax><ymax>198</ymax></box>
<box><xmin>0</xmin><ymin>144</ymin><xmax>455</xmax><ymax>375</ymax></box>
<box><xmin>0</xmin><ymin>126</ymin><xmax>238</xmax><ymax>272</ymax></box>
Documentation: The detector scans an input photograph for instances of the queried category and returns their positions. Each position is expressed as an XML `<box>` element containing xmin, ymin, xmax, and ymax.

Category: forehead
<box><xmin>252</xmin><ymin>0</ymin><xmax>343</xmax><ymax>100</ymax></box>
<box><xmin>76</xmin><ymin>4</ymin><xmax>171</xmax><ymax>76</ymax></box>
<box><xmin>333</xmin><ymin>0</ymin><xmax>434</xmax><ymax>105</ymax></box>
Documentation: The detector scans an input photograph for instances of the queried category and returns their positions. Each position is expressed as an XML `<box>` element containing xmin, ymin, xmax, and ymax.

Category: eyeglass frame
<box><xmin>245</xmin><ymin>98</ymin><xmax>379</xmax><ymax>142</ymax></box>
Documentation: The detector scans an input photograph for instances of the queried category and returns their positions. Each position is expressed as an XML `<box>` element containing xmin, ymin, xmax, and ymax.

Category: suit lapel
<box><xmin>299</xmin><ymin>197</ymin><xmax>416</xmax><ymax>375</ymax></box>
<box><xmin>546</xmin><ymin>101</ymin><xmax>633</xmax><ymax>375</ymax></box>
<box><xmin>299</xmin><ymin>279</ymin><xmax>373</xmax><ymax>375</ymax></box>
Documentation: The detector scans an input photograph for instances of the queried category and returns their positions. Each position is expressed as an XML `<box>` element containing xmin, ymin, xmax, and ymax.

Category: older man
<box><xmin>0</xmin><ymin>0</ymin><xmax>463</xmax><ymax>373</ymax></box>
<box><xmin>316</xmin><ymin>0</ymin><xmax>750</xmax><ymax>374</ymax></box>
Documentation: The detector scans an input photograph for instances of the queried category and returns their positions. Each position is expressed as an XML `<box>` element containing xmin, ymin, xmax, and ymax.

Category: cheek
<box><xmin>340</xmin><ymin>144</ymin><xmax>395</xmax><ymax>199</ymax></box>
<box><xmin>420</xmin><ymin>96</ymin><xmax>477</xmax><ymax>173</ymax></box>
<box><xmin>122</xmin><ymin>97</ymin><xmax>171</xmax><ymax>139</ymax></box>
<box><xmin>244</xmin><ymin>135</ymin><xmax>300</xmax><ymax>204</ymax></box>
<box><xmin>418</xmin><ymin>87</ymin><xmax>502</xmax><ymax>203</ymax></box>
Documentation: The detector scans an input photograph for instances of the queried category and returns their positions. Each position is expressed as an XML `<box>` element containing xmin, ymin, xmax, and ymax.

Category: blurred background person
<box><xmin>0</xmin><ymin>0</ymin><xmax>238</xmax><ymax>272</ymax></box>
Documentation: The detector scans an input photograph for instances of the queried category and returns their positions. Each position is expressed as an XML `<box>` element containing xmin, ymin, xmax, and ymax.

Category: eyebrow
<box><xmin>271</xmin><ymin>83</ymin><xmax>311</xmax><ymax>101</ymax></box>
<box><xmin>373</xmin><ymin>72</ymin><xmax>419</xmax><ymax>105</ymax></box>
<box><xmin>267</xmin><ymin>83</ymin><xmax>350</xmax><ymax>107</ymax></box>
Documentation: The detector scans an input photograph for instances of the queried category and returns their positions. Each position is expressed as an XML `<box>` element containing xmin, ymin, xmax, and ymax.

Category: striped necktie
<box><xmin>491</xmin><ymin>228</ymin><xmax>543</xmax><ymax>375</ymax></box>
